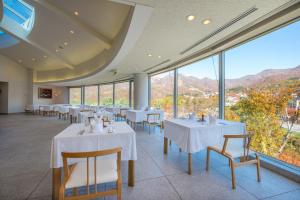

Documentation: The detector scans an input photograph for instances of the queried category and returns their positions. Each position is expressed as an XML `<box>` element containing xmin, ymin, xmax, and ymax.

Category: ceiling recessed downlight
<box><xmin>74</xmin><ymin>11</ymin><xmax>79</xmax><ymax>16</ymax></box>
<box><xmin>18</xmin><ymin>59</ymin><xmax>22</xmax><ymax>63</ymax></box>
<box><xmin>32</xmin><ymin>58</ymin><xmax>36</xmax><ymax>61</ymax></box>
<box><xmin>64</xmin><ymin>42</ymin><xmax>68</xmax><ymax>46</ymax></box>
<box><xmin>158</xmin><ymin>55</ymin><xmax>161</xmax><ymax>58</ymax></box>
<box><xmin>43</xmin><ymin>55</ymin><xmax>47</xmax><ymax>58</ymax></box>
<box><xmin>55</xmin><ymin>49</ymin><xmax>59</xmax><ymax>52</ymax></box>
<box><xmin>69</xmin><ymin>30</ymin><xmax>74</xmax><ymax>34</ymax></box>
<box><xmin>186</xmin><ymin>15</ymin><xmax>196</xmax><ymax>21</ymax></box>
<box><xmin>202</xmin><ymin>19</ymin><xmax>211</xmax><ymax>25</ymax></box>
<box><xmin>147</xmin><ymin>54</ymin><xmax>152</xmax><ymax>57</ymax></box>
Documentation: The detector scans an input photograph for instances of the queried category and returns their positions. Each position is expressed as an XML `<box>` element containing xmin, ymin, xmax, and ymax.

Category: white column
<box><xmin>134</xmin><ymin>73</ymin><xmax>148</xmax><ymax>109</ymax></box>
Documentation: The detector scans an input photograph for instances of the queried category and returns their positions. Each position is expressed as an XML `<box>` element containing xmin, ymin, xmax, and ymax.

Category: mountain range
<box><xmin>151</xmin><ymin>65</ymin><xmax>300</xmax><ymax>97</ymax></box>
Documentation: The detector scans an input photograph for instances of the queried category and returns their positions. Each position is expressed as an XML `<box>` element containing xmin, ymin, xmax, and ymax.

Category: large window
<box><xmin>99</xmin><ymin>84</ymin><xmax>113</xmax><ymax>106</ymax></box>
<box><xmin>225</xmin><ymin>20</ymin><xmax>300</xmax><ymax>167</ymax></box>
<box><xmin>115</xmin><ymin>82</ymin><xmax>130</xmax><ymax>106</ymax></box>
<box><xmin>84</xmin><ymin>85</ymin><xmax>98</xmax><ymax>105</ymax></box>
<box><xmin>130</xmin><ymin>81</ymin><xmax>134</xmax><ymax>107</ymax></box>
<box><xmin>69</xmin><ymin>87</ymin><xmax>81</xmax><ymax>105</ymax></box>
<box><xmin>178</xmin><ymin>55</ymin><xmax>219</xmax><ymax>118</ymax></box>
<box><xmin>151</xmin><ymin>71</ymin><xmax>174</xmax><ymax>119</ymax></box>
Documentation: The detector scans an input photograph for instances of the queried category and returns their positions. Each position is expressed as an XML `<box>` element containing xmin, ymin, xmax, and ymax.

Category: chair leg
<box><xmin>148</xmin><ymin>125</ymin><xmax>150</xmax><ymax>134</ymax></box>
<box><xmin>117</xmin><ymin>181</ymin><xmax>122</xmax><ymax>200</ymax></box>
<box><xmin>256</xmin><ymin>155</ymin><xmax>261</xmax><ymax>182</ymax></box>
<box><xmin>230</xmin><ymin>159</ymin><xmax>236</xmax><ymax>189</ymax></box>
<box><xmin>206</xmin><ymin>148</ymin><xmax>211</xmax><ymax>171</ymax></box>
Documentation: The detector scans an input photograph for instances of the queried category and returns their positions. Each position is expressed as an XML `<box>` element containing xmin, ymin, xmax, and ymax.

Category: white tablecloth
<box><xmin>50</xmin><ymin>122</ymin><xmax>137</xmax><ymax>168</ymax></box>
<box><xmin>126</xmin><ymin>110</ymin><xmax>164</xmax><ymax>123</ymax></box>
<box><xmin>105</xmin><ymin>107</ymin><xmax>130</xmax><ymax>114</ymax></box>
<box><xmin>164</xmin><ymin>119</ymin><xmax>245</xmax><ymax>154</ymax></box>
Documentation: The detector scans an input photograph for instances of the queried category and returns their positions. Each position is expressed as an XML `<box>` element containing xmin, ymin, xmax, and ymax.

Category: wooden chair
<box><xmin>59</xmin><ymin>147</ymin><xmax>122</xmax><ymax>200</ymax></box>
<box><xmin>115</xmin><ymin>108</ymin><xmax>129</xmax><ymax>121</ymax></box>
<box><xmin>206</xmin><ymin>133</ymin><xmax>261</xmax><ymax>189</ymax></box>
<box><xmin>143</xmin><ymin>113</ymin><xmax>161</xmax><ymax>134</ymax></box>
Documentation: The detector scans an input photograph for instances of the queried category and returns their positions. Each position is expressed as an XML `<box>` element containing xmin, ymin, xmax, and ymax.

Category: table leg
<box><xmin>52</xmin><ymin>168</ymin><xmax>61</xmax><ymax>200</ymax></box>
<box><xmin>164</xmin><ymin>137</ymin><xmax>168</xmax><ymax>154</ymax></box>
<box><xmin>188</xmin><ymin>153</ymin><xmax>192</xmax><ymax>175</ymax></box>
<box><xmin>128</xmin><ymin>160</ymin><xmax>135</xmax><ymax>187</ymax></box>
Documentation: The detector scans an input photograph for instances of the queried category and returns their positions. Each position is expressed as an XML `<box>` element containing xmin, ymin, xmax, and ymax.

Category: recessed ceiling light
<box><xmin>74</xmin><ymin>11</ymin><xmax>79</xmax><ymax>16</ymax></box>
<box><xmin>69</xmin><ymin>30</ymin><xmax>74</xmax><ymax>34</ymax></box>
<box><xmin>43</xmin><ymin>55</ymin><xmax>47</xmax><ymax>58</ymax></box>
<box><xmin>148</xmin><ymin>54</ymin><xmax>152</xmax><ymax>57</ymax></box>
<box><xmin>64</xmin><ymin>42</ymin><xmax>68</xmax><ymax>46</ymax></box>
<box><xmin>18</xmin><ymin>59</ymin><xmax>22</xmax><ymax>63</ymax></box>
<box><xmin>186</xmin><ymin>15</ymin><xmax>196</xmax><ymax>21</ymax></box>
<box><xmin>32</xmin><ymin>58</ymin><xmax>36</xmax><ymax>61</ymax></box>
<box><xmin>55</xmin><ymin>49</ymin><xmax>59</xmax><ymax>52</ymax></box>
<box><xmin>202</xmin><ymin>19</ymin><xmax>211</xmax><ymax>25</ymax></box>
<box><xmin>158</xmin><ymin>55</ymin><xmax>161</xmax><ymax>58</ymax></box>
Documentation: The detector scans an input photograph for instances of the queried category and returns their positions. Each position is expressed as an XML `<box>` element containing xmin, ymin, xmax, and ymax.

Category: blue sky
<box><xmin>177</xmin><ymin>20</ymin><xmax>300</xmax><ymax>80</ymax></box>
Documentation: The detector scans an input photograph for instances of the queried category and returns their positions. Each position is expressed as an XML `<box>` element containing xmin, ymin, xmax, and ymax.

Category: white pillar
<box><xmin>134</xmin><ymin>73</ymin><xmax>148</xmax><ymax>109</ymax></box>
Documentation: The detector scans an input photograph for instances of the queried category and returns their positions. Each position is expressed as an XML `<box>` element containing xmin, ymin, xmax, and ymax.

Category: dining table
<box><xmin>126</xmin><ymin>109</ymin><xmax>164</xmax><ymax>128</ymax></box>
<box><xmin>50</xmin><ymin>122</ymin><xmax>137</xmax><ymax>200</ymax></box>
<box><xmin>163</xmin><ymin>118</ymin><xmax>246</xmax><ymax>175</ymax></box>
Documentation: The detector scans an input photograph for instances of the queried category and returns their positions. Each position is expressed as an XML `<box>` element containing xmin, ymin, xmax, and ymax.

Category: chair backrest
<box><xmin>62</xmin><ymin>147</ymin><xmax>122</xmax><ymax>193</ymax></box>
<box><xmin>146</xmin><ymin>113</ymin><xmax>160</xmax><ymax>123</ymax></box>
<box><xmin>221</xmin><ymin>133</ymin><xmax>252</xmax><ymax>158</ymax></box>
<box><xmin>120</xmin><ymin>108</ymin><xmax>129</xmax><ymax>116</ymax></box>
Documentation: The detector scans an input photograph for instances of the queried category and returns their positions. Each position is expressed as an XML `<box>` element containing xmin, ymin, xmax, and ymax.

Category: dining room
<box><xmin>0</xmin><ymin>1</ymin><xmax>300</xmax><ymax>200</ymax></box>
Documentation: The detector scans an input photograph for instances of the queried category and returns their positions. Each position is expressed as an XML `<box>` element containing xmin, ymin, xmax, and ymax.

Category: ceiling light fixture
<box><xmin>148</xmin><ymin>54</ymin><xmax>152</xmax><ymax>57</ymax></box>
<box><xmin>18</xmin><ymin>59</ymin><xmax>22</xmax><ymax>63</ymax></box>
<box><xmin>43</xmin><ymin>55</ymin><xmax>47</xmax><ymax>58</ymax></box>
<box><xmin>202</xmin><ymin>19</ymin><xmax>211</xmax><ymax>25</ymax></box>
<box><xmin>186</xmin><ymin>15</ymin><xmax>196</xmax><ymax>21</ymax></box>
<box><xmin>64</xmin><ymin>42</ymin><xmax>68</xmax><ymax>46</ymax></box>
<box><xmin>74</xmin><ymin>11</ymin><xmax>79</xmax><ymax>16</ymax></box>
<box><xmin>55</xmin><ymin>49</ymin><xmax>59</xmax><ymax>52</ymax></box>
<box><xmin>69</xmin><ymin>30</ymin><xmax>74</xmax><ymax>34</ymax></box>
<box><xmin>158</xmin><ymin>55</ymin><xmax>161</xmax><ymax>58</ymax></box>
<box><xmin>32</xmin><ymin>58</ymin><xmax>36</xmax><ymax>61</ymax></box>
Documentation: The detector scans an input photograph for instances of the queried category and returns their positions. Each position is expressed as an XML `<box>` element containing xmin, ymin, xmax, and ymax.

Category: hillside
<box><xmin>151</xmin><ymin>65</ymin><xmax>300</xmax><ymax>96</ymax></box>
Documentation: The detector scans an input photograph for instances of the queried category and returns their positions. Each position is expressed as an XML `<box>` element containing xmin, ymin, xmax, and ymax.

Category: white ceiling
<box><xmin>0</xmin><ymin>0</ymin><xmax>299</xmax><ymax>85</ymax></box>
<box><xmin>0</xmin><ymin>0</ymin><xmax>131</xmax><ymax>71</ymax></box>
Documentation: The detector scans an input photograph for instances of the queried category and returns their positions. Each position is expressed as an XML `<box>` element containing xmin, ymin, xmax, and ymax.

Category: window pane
<box><xmin>130</xmin><ymin>81</ymin><xmax>134</xmax><ymax>107</ymax></box>
<box><xmin>115</xmin><ymin>82</ymin><xmax>129</xmax><ymax>106</ymax></box>
<box><xmin>178</xmin><ymin>55</ymin><xmax>219</xmax><ymax>118</ymax></box>
<box><xmin>225</xmin><ymin>20</ymin><xmax>300</xmax><ymax>167</ymax></box>
<box><xmin>69</xmin><ymin>88</ymin><xmax>81</xmax><ymax>105</ymax></box>
<box><xmin>84</xmin><ymin>86</ymin><xmax>98</xmax><ymax>106</ymax></box>
<box><xmin>99</xmin><ymin>84</ymin><xmax>113</xmax><ymax>106</ymax></box>
<box><xmin>151</xmin><ymin>71</ymin><xmax>174</xmax><ymax>119</ymax></box>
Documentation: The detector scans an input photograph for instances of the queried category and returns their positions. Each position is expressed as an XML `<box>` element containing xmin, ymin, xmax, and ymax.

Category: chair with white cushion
<box><xmin>59</xmin><ymin>147</ymin><xmax>122</xmax><ymax>200</ymax></box>
<box><xmin>143</xmin><ymin>113</ymin><xmax>161</xmax><ymax>134</ymax></box>
<box><xmin>206</xmin><ymin>133</ymin><xmax>261</xmax><ymax>189</ymax></box>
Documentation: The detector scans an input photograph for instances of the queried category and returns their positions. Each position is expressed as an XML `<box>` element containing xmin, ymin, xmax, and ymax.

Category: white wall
<box><xmin>33</xmin><ymin>85</ymin><xmax>68</xmax><ymax>105</ymax></box>
<box><xmin>0</xmin><ymin>55</ymin><xmax>31</xmax><ymax>113</ymax></box>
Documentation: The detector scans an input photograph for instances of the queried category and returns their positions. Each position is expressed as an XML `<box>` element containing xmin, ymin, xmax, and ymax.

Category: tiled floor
<box><xmin>0</xmin><ymin>114</ymin><xmax>299</xmax><ymax>200</ymax></box>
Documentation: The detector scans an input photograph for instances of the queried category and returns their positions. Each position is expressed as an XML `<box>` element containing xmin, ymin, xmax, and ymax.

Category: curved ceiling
<box><xmin>0</xmin><ymin>0</ymin><xmax>299</xmax><ymax>86</ymax></box>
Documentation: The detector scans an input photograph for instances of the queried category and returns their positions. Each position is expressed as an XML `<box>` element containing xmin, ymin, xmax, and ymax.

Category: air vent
<box><xmin>180</xmin><ymin>6</ymin><xmax>258</xmax><ymax>55</ymax></box>
<box><xmin>143</xmin><ymin>59</ymin><xmax>171</xmax><ymax>73</ymax></box>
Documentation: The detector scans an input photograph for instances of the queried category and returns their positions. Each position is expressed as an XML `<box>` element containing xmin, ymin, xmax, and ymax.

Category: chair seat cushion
<box><xmin>66</xmin><ymin>158</ymin><xmax>117</xmax><ymax>189</ymax></box>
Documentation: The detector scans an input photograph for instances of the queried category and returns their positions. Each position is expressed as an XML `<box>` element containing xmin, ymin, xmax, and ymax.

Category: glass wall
<box><xmin>225</xmin><ymin>20</ymin><xmax>300</xmax><ymax>167</ymax></box>
<box><xmin>130</xmin><ymin>81</ymin><xmax>134</xmax><ymax>107</ymax></box>
<box><xmin>177</xmin><ymin>55</ymin><xmax>219</xmax><ymax>118</ymax></box>
<box><xmin>151</xmin><ymin>71</ymin><xmax>174</xmax><ymax>119</ymax></box>
<box><xmin>114</xmin><ymin>82</ymin><xmax>130</xmax><ymax>106</ymax></box>
<box><xmin>69</xmin><ymin>87</ymin><xmax>81</xmax><ymax>105</ymax></box>
<box><xmin>84</xmin><ymin>85</ymin><xmax>98</xmax><ymax>105</ymax></box>
<box><xmin>99</xmin><ymin>84</ymin><xmax>113</xmax><ymax>106</ymax></box>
